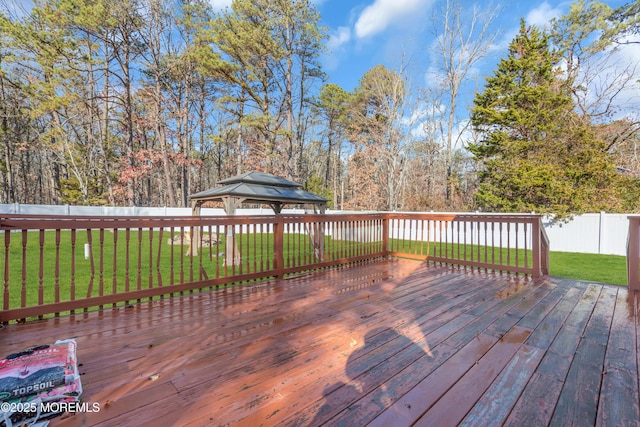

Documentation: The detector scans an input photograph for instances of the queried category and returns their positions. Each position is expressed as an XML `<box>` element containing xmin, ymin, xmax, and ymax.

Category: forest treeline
<box><xmin>0</xmin><ymin>0</ymin><xmax>639</xmax><ymax>217</ymax></box>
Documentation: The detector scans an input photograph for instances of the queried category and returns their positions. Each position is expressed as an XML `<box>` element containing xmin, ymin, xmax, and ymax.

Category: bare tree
<box><xmin>551</xmin><ymin>1</ymin><xmax>640</xmax><ymax>152</ymax></box>
<box><xmin>346</xmin><ymin>63</ymin><xmax>417</xmax><ymax>211</ymax></box>
<box><xmin>427</xmin><ymin>0</ymin><xmax>501</xmax><ymax>204</ymax></box>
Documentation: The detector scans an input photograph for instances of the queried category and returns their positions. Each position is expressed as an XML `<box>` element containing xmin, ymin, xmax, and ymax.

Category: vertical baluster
<box><xmin>3</xmin><ymin>231</ymin><xmax>9</xmax><ymax>312</ymax></box>
<box><xmin>506</xmin><ymin>223</ymin><xmax>511</xmax><ymax>267</ymax></box>
<box><xmin>282</xmin><ymin>222</ymin><xmax>288</xmax><ymax>269</ymax></box>
<box><xmin>338</xmin><ymin>221</ymin><xmax>342</xmax><ymax>259</ymax></box>
<box><xmin>524</xmin><ymin>221</ymin><xmax>529</xmax><ymax>270</ymax></box>
<box><xmin>157</xmin><ymin>227</ymin><xmax>164</xmax><ymax>286</ymax></box>
<box><xmin>99</xmin><ymin>228</ymin><xmax>105</xmax><ymax>303</ymax></box>
<box><xmin>453</xmin><ymin>219</ymin><xmax>457</xmax><ymax>261</ymax></box>
<box><xmin>252</xmin><ymin>223</ymin><xmax>257</xmax><ymax>274</ymax></box>
<box><xmin>215</xmin><ymin>225</ymin><xmax>221</xmax><ymax>278</ymax></box>
<box><xmin>169</xmin><ymin>226</ymin><xmax>175</xmax><ymax>285</ymax></box>
<box><xmin>418</xmin><ymin>219</ymin><xmax>423</xmax><ymax>257</ymax></box>
<box><xmin>207</xmin><ymin>223</ymin><xmax>213</xmax><ymax>262</ymax></box>
<box><xmin>137</xmin><ymin>228</ymin><xmax>143</xmax><ymax>297</ymax></box>
<box><xmin>491</xmin><ymin>222</ymin><xmax>496</xmax><ymax>266</ymax></box>
<box><xmin>125</xmin><ymin>228</ymin><xmax>131</xmax><ymax>294</ymax></box>
<box><xmin>70</xmin><ymin>229</ymin><xmax>76</xmax><ymax>314</ymax></box>
<box><xmin>259</xmin><ymin>223</ymin><xmax>265</xmax><ymax>273</ymax></box>
<box><xmin>112</xmin><ymin>229</ymin><xmax>118</xmax><ymax>307</ymax></box>
<box><xmin>238</xmin><ymin>222</ymin><xmax>244</xmax><ymax>275</ymax></box>
<box><xmin>476</xmin><ymin>220</ymin><xmax>481</xmax><ymax>265</ymax></box>
<box><xmin>267</xmin><ymin>221</ymin><xmax>272</xmax><ymax>271</ymax></box>
<box><xmin>401</xmin><ymin>218</ymin><xmax>406</xmax><ymax>255</ymax></box>
<box><xmin>292</xmin><ymin>220</ymin><xmax>304</xmax><ymax>265</ymax></box>
<box><xmin>298</xmin><ymin>220</ymin><xmax>303</xmax><ymax>267</ymax></box>
<box><xmin>499</xmin><ymin>222</ymin><xmax>503</xmax><ymax>268</ymax></box>
<box><xmin>484</xmin><ymin>221</ymin><xmax>488</xmax><ymax>267</ymax></box>
<box><xmin>20</xmin><ymin>229</ymin><xmax>27</xmax><ymax>309</ymax></box>
<box><xmin>369</xmin><ymin>218</ymin><xmax>373</xmax><ymax>256</ymax></box>
<box><xmin>357</xmin><ymin>219</ymin><xmax>362</xmax><ymax>257</ymax></box>
<box><xmin>86</xmin><ymin>229</ymin><xmax>95</xmax><ymax>304</ymax></box>
<box><xmin>38</xmin><ymin>230</ymin><xmax>44</xmax><ymax>312</ymax></box>
<box><xmin>515</xmin><ymin>222</ymin><xmax>520</xmax><ymax>269</ymax></box>
<box><xmin>444</xmin><ymin>219</ymin><xmax>449</xmax><ymax>260</ymax></box>
<box><xmin>460</xmin><ymin>219</ymin><xmax>465</xmax><ymax>262</ymax></box>
<box><xmin>412</xmin><ymin>218</ymin><xmax>417</xmax><ymax>256</ymax></box>
<box><xmin>342</xmin><ymin>220</ymin><xmax>347</xmax><ymax>259</ymax></box>
<box><xmin>426</xmin><ymin>219</ymin><xmax>432</xmax><ymax>260</ymax></box>
<box><xmin>54</xmin><ymin>229</ymin><xmax>60</xmax><ymax>311</ymax></box>
<box><xmin>334</xmin><ymin>219</ymin><xmax>339</xmax><ymax>260</ymax></box>
<box><xmin>187</xmin><ymin>223</ymin><xmax>194</xmax><ymax>293</ymax></box>
<box><xmin>353</xmin><ymin>219</ymin><xmax>358</xmax><ymax>258</ymax></box>
<box><xmin>309</xmin><ymin>220</ymin><xmax>313</xmax><ymax>264</ymax></box>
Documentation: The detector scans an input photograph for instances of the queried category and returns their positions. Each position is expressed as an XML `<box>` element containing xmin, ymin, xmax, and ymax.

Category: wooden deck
<box><xmin>1</xmin><ymin>258</ymin><xmax>638</xmax><ymax>426</ymax></box>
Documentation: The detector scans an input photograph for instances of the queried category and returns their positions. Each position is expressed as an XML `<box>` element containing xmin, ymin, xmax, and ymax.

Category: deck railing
<box><xmin>387</xmin><ymin>213</ymin><xmax>549</xmax><ymax>277</ymax></box>
<box><xmin>0</xmin><ymin>213</ymin><xmax>548</xmax><ymax>323</ymax></box>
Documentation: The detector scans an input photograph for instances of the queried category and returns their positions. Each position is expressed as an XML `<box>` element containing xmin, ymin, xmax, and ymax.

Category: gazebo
<box><xmin>187</xmin><ymin>171</ymin><xmax>328</xmax><ymax>262</ymax></box>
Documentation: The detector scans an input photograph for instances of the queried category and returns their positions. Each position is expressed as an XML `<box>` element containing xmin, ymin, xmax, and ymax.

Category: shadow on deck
<box><xmin>1</xmin><ymin>258</ymin><xmax>638</xmax><ymax>426</ymax></box>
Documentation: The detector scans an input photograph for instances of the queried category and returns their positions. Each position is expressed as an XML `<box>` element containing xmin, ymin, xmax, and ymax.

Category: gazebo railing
<box><xmin>0</xmin><ymin>213</ymin><xmax>547</xmax><ymax>323</ymax></box>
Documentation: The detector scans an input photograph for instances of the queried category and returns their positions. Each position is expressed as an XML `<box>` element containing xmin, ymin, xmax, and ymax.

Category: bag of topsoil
<box><xmin>0</xmin><ymin>339</ymin><xmax>82</xmax><ymax>427</ymax></box>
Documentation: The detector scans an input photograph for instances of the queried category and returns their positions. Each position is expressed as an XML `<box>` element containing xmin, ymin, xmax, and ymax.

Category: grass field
<box><xmin>550</xmin><ymin>251</ymin><xmax>627</xmax><ymax>286</ymax></box>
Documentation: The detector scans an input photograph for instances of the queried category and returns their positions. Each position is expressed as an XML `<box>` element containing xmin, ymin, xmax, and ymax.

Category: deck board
<box><xmin>1</xmin><ymin>258</ymin><xmax>638</xmax><ymax>427</ymax></box>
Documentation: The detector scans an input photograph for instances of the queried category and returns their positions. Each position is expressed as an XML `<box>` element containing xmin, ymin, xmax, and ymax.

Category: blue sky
<box><xmin>208</xmin><ymin>0</ymin><xmax>634</xmax><ymax>96</ymax></box>
<box><xmin>205</xmin><ymin>0</ymin><xmax>639</xmax><ymax>147</ymax></box>
<box><xmin>313</xmin><ymin>0</ymin><xmax>630</xmax><ymax>92</ymax></box>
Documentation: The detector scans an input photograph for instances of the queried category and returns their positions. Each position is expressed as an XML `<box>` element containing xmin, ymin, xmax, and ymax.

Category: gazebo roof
<box><xmin>217</xmin><ymin>171</ymin><xmax>302</xmax><ymax>188</ymax></box>
<box><xmin>188</xmin><ymin>171</ymin><xmax>327</xmax><ymax>212</ymax></box>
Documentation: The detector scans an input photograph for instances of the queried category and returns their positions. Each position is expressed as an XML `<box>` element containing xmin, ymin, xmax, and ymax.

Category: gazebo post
<box><xmin>306</xmin><ymin>203</ymin><xmax>326</xmax><ymax>262</ymax></box>
<box><xmin>223</xmin><ymin>197</ymin><xmax>243</xmax><ymax>267</ymax></box>
<box><xmin>188</xmin><ymin>200</ymin><xmax>202</xmax><ymax>256</ymax></box>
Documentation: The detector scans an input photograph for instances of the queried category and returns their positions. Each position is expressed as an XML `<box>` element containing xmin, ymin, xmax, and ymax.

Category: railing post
<box><xmin>627</xmin><ymin>216</ymin><xmax>640</xmax><ymax>295</ymax></box>
<box><xmin>274</xmin><ymin>215</ymin><xmax>285</xmax><ymax>278</ymax></box>
<box><xmin>531</xmin><ymin>216</ymin><xmax>549</xmax><ymax>278</ymax></box>
<box><xmin>382</xmin><ymin>214</ymin><xmax>389</xmax><ymax>256</ymax></box>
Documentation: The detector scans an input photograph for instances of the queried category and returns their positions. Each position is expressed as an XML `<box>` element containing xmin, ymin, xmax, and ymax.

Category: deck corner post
<box><xmin>382</xmin><ymin>214</ymin><xmax>390</xmax><ymax>257</ymax></box>
<box><xmin>273</xmin><ymin>214</ymin><xmax>285</xmax><ymax>278</ymax></box>
<box><xmin>532</xmin><ymin>216</ymin><xmax>541</xmax><ymax>277</ymax></box>
<box><xmin>531</xmin><ymin>215</ymin><xmax>549</xmax><ymax>278</ymax></box>
<box><xmin>627</xmin><ymin>216</ymin><xmax>640</xmax><ymax>294</ymax></box>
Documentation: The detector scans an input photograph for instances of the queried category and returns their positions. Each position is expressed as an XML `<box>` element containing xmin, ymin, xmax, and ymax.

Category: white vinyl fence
<box><xmin>0</xmin><ymin>204</ymin><xmax>634</xmax><ymax>256</ymax></box>
<box><xmin>542</xmin><ymin>212</ymin><xmax>630</xmax><ymax>256</ymax></box>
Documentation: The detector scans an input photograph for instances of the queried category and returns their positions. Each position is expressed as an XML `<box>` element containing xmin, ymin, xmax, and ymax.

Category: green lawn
<box><xmin>549</xmin><ymin>251</ymin><xmax>627</xmax><ymax>286</ymax></box>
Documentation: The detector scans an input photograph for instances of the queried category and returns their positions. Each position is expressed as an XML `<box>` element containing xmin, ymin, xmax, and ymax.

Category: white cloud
<box><xmin>354</xmin><ymin>0</ymin><xmax>432</xmax><ymax>39</ymax></box>
<box><xmin>495</xmin><ymin>2</ymin><xmax>564</xmax><ymax>52</ymax></box>
<box><xmin>208</xmin><ymin>0</ymin><xmax>232</xmax><ymax>11</ymax></box>
<box><xmin>525</xmin><ymin>2</ymin><xmax>563</xmax><ymax>29</ymax></box>
<box><xmin>323</xmin><ymin>27</ymin><xmax>352</xmax><ymax>71</ymax></box>
<box><xmin>328</xmin><ymin>26</ymin><xmax>352</xmax><ymax>51</ymax></box>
